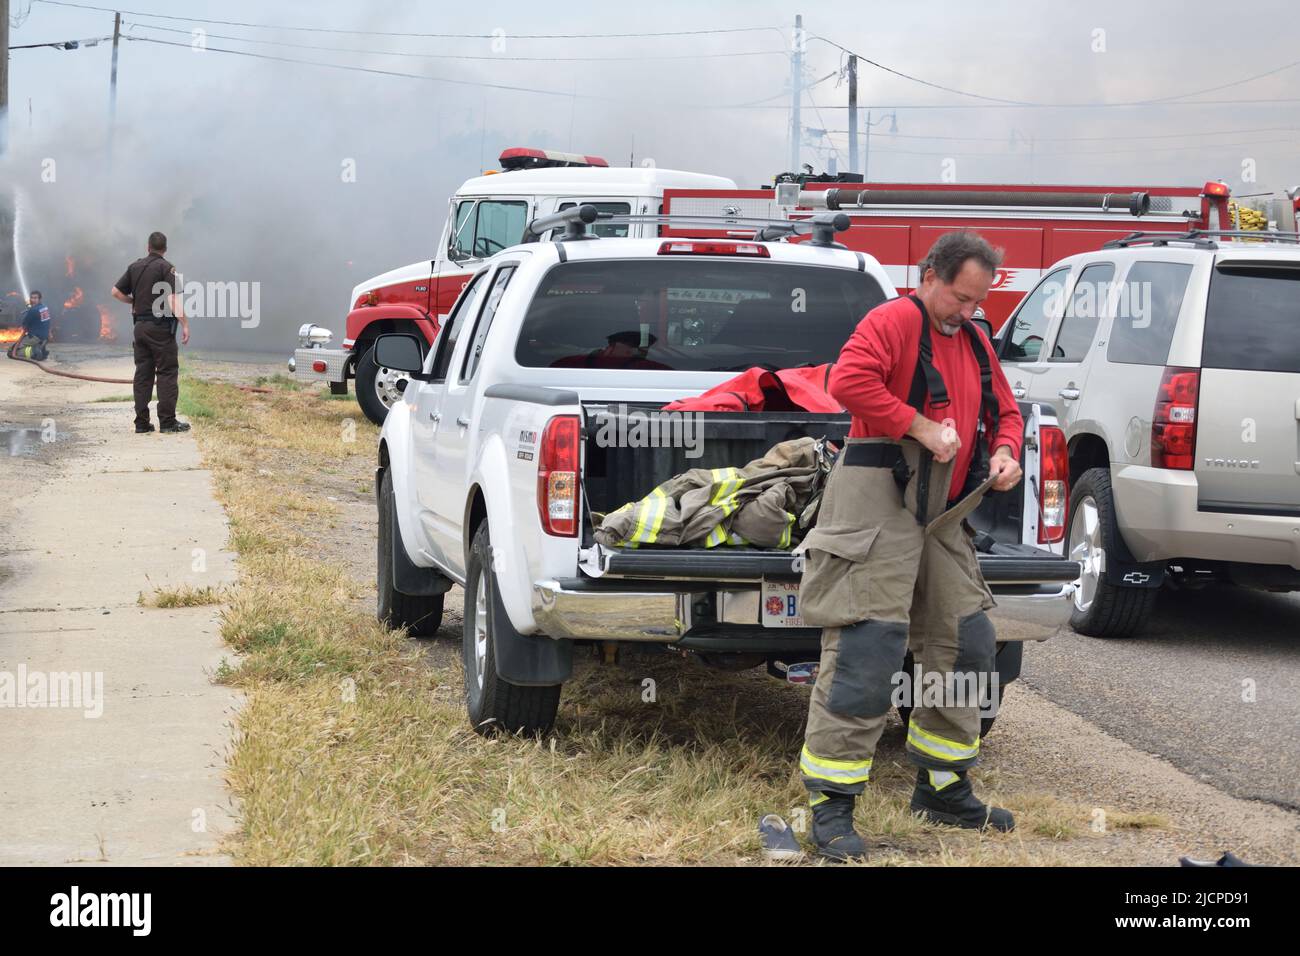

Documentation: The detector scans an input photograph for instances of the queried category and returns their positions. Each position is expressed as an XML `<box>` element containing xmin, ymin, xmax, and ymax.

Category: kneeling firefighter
<box><xmin>795</xmin><ymin>230</ymin><xmax>1026</xmax><ymax>861</ymax></box>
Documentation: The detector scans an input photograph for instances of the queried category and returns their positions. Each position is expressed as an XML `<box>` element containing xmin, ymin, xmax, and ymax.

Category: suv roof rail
<box><xmin>526</xmin><ymin>206</ymin><xmax>853</xmax><ymax>247</ymax></box>
<box><xmin>1103</xmin><ymin>229</ymin><xmax>1300</xmax><ymax>250</ymax></box>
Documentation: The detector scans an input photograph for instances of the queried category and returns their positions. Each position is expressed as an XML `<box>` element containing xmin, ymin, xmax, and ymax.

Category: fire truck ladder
<box><xmin>525</xmin><ymin>204</ymin><xmax>853</xmax><ymax>247</ymax></box>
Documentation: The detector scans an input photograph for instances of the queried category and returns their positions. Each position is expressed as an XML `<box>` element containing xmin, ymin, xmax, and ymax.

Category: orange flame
<box><xmin>98</xmin><ymin>305</ymin><xmax>116</xmax><ymax>342</ymax></box>
<box><xmin>0</xmin><ymin>329</ymin><xmax>22</xmax><ymax>344</ymax></box>
<box><xmin>63</xmin><ymin>287</ymin><xmax>85</xmax><ymax>310</ymax></box>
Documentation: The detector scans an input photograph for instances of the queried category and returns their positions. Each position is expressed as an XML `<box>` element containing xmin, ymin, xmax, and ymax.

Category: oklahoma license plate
<box><xmin>761</xmin><ymin>580</ymin><xmax>804</xmax><ymax>628</ymax></box>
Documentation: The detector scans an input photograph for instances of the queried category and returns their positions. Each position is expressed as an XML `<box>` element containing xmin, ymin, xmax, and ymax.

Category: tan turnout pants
<box><xmin>797</xmin><ymin>438</ymin><xmax>997</xmax><ymax>798</ymax></box>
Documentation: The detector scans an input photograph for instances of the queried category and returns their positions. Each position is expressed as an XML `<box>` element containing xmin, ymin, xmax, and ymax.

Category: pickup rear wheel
<box><xmin>377</xmin><ymin>468</ymin><xmax>445</xmax><ymax>637</ymax></box>
<box><xmin>463</xmin><ymin>522</ymin><xmax>562</xmax><ymax>736</ymax></box>
<box><xmin>356</xmin><ymin>343</ymin><xmax>407</xmax><ymax>426</ymax></box>
<box><xmin>1066</xmin><ymin>467</ymin><xmax>1157</xmax><ymax>638</ymax></box>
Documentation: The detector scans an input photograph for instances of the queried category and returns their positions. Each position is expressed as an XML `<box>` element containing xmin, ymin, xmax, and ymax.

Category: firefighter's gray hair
<box><xmin>919</xmin><ymin>230</ymin><xmax>1003</xmax><ymax>284</ymax></box>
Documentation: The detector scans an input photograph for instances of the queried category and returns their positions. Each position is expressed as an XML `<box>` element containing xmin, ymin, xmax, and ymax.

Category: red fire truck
<box><xmin>293</xmin><ymin>147</ymin><xmax>1274</xmax><ymax>422</ymax></box>
<box><xmin>661</xmin><ymin>177</ymin><xmax>1243</xmax><ymax>332</ymax></box>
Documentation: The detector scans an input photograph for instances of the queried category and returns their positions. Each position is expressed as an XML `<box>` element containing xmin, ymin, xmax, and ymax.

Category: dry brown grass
<box><xmin>187</xmin><ymin>372</ymin><xmax>1167</xmax><ymax>866</ymax></box>
<box><xmin>138</xmin><ymin>584</ymin><xmax>225</xmax><ymax>608</ymax></box>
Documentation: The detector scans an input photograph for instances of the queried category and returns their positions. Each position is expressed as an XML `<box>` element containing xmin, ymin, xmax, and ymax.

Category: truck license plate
<box><xmin>761</xmin><ymin>580</ymin><xmax>804</xmax><ymax>628</ymax></box>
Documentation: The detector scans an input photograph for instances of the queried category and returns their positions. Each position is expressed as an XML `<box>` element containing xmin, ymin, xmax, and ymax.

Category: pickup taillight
<box><xmin>657</xmin><ymin>240</ymin><xmax>770</xmax><ymax>257</ymax></box>
<box><xmin>537</xmin><ymin>415</ymin><xmax>581</xmax><ymax>537</ymax></box>
<box><xmin>1151</xmin><ymin>366</ymin><xmax>1199</xmax><ymax>470</ymax></box>
<box><xmin>1039</xmin><ymin>424</ymin><xmax>1068</xmax><ymax>544</ymax></box>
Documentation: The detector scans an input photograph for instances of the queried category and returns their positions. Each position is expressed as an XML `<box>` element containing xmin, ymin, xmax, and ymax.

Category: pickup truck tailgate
<box><xmin>582</xmin><ymin>542</ymin><xmax>1080</xmax><ymax>592</ymax></box>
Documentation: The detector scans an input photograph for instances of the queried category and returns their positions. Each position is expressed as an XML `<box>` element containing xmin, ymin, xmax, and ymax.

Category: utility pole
<box><xmin>108</xmin><ymin>12</ymin><xmax>120</xmax><ymax>136</ymax></box>
<box><xmin>847</xmin><ymin>54</ymin><xmax>858</xmax><ymax>175</ymax></box>
<box><xmin>788</xmin><ymin>14</ymin><xmax>802</xmax><ymax>173</ymax></box>
<box><xmin>1</xmin><ymin>0</ymin><xmax>10</xmax><ymax>157</ymax></box>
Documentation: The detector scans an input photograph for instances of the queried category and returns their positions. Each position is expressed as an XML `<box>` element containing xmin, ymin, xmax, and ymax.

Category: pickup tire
<box><xmin>356</xmin><ymin>344</ymin><xmax>406</xmax><ymax>426</ymax></box>
<box><xmin>1066</xmin><ymin>467</ymin><xmax>1156</xmax><ymax>638</ymax></box>
<box><xmin>463</xmin><ymin>523</ymin><xmax>562</xmax><ymax>736</ymax></box>
<box><xmin>377</xmin><ymin>469</ymin><xmax>444</xmax><ymax>637</ymax></box>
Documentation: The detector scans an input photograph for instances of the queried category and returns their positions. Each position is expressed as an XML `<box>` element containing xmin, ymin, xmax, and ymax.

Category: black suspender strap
<box><xmin>962</xmin><ymin>324</ymin><xmax>1000</xmax><ymax>448</ymax></box>
<box><xmin>905</xmin><ymin>294</ymin><xmax>951</xmax><ymax>413</ymax></box>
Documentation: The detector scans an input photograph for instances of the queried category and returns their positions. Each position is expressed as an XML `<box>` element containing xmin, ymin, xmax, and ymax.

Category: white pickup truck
<box><xmin>374</xmin><ymin>206</ymin><xmax>1081</xmax><ymax>735</ymax></box>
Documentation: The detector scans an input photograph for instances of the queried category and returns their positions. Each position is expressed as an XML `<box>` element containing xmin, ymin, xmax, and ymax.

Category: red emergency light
<box><xmin>499</xmin><ymin>147</ymin><xmax>609</xmax><ymax>171</ymax></box>
<box><xmin>1202</xmin><ymin>181</ymin><xmax>1230</xmax><ymax>197</ymax></box>
<box><xmin>657</xmin><ymin>240</ymin><xmax>770</xmax><ymax>257</ymax></box>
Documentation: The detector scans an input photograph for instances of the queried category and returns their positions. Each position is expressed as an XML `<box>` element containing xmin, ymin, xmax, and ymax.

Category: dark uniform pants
<box><xmin>796</xmin><ymin>437</ymin><xmax>998</xmax><ymax>799</ymax></box>
<box><xmin>133</xmin><ymin>319</ymin><xmax>179</xmax><ymax>428</ymax></box>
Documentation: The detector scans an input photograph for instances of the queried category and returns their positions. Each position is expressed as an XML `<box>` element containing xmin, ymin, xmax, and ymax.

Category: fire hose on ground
<box><xmin>5</xmin><ymin>340</ymin><xmax>134</xmax><ymax>384</ymax></box>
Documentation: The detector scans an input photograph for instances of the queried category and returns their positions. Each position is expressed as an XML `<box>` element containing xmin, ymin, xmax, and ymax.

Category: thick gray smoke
<box><xmin>3</xmin><ymin>0</ymin><xmax>1299</xmax><ymax>353</ymax></box>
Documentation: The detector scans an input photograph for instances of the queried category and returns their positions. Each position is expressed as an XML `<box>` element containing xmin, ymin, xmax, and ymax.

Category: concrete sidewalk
<box><xmin>0</xmin><ymin>354</ymin><xmax>240</xmax><ymax>865</ymax></box>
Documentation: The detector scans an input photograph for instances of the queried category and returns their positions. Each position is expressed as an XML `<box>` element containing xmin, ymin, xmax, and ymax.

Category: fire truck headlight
<box><xmin>297</xmin><ymin>324</ymin><xmax>333</xmax><ymax>347</ymax></box>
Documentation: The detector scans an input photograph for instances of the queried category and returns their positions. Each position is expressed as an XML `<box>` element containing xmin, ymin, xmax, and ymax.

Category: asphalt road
<box><xmin>993</xmin><ymin>585</ymin><xmax>1300</xmax><ymax>812</ymax></box>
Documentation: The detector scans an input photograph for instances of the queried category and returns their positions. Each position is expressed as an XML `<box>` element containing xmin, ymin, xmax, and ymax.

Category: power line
<box><xmin>809</xmin><ymin>35</ymin><xmax>1300</xmax><ymax>110</ymax></box>
<box><xmin>40</xmin><ymin>1</ymin><xmax>781</xmax><ymax>39</ymax></box>
<box><xmin>816</xmin><ymin>131</ymin><xmax>1300</xmax><ymax>158</ymax></box>
<box><xmin>815</xmin><ymin>125</ymin><xmax>1300</xmax><ymax>144</ymax></box>
<box><xmin>121</xmin><ymin>21</ymin><xmax>789</xmax><ymax>62</ymax></box>
<box><xmin>123</xmin><ymin>35</ymin><xmax>794</xmax><ymax>110</ymax></box>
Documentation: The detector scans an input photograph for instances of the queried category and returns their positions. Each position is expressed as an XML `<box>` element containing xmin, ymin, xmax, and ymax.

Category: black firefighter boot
<box><xmin>811</xmin><ymin>793</ymin><xmax>869</xmax><ymax>862</ymax></box>
<box><xmin>910</xmin><ymin>768</ymin><xmax>1015</xmax><ymax>832</ymax></box>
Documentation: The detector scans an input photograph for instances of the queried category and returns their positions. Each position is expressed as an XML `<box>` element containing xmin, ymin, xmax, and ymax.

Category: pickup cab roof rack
<box><xmin>1104</xmin><ymin>229</ymin><xmax>1300</xmax><ymax>250</ymax></box>
<box><xmin>525</xmin><ymin>204</ymin><xmax>852</xmax><ymax>248</ymax></box>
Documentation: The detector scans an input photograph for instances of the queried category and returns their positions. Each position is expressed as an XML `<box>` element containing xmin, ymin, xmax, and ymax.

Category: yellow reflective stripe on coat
<box><xmin>799</xmin><ymin>745</ymin><xmax>871</xmax><ymax>784</ymax></box>
<box><xmin>778</xmin><ymin>511</ymin><xmax>796</xmax><ymax>549</ymax></box>
<box><xmin>710</xmin><ymin>467</ymin><xmax>744</xmax><ymax>517</ymax></box>
<box><xmin>906</xmin><ymin>720</ymin><xmax>979</xmax><ymax>763</ymax></box>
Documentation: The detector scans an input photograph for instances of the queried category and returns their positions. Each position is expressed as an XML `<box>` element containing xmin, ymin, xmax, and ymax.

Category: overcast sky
<box><xmin>4</xmin><ymin>0</ymin><xmax>1300</xmax><ymax>348</ymax></box>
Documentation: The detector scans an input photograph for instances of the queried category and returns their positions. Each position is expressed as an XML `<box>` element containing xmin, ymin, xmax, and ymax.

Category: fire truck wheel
<box><xmin>377</xmin><ymin>468</ymin><xmax>445</xmax><ymax>638</ymax></box>
<box><xmin>356</xmin><ymin>343</ymin><xmax>407</xmax><ymax>426</ymax></box>
<box><xmin>1066</xmin><ymin>468</ymin><xmax>1157</xmax><ymax>639</ymax></box>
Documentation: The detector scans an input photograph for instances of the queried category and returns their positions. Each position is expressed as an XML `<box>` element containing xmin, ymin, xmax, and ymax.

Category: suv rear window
<box><xmin>1202</xmin><ymin>262</ymin><xmax>1300</xmax><ymax>373</ymax></box>
<box><xmin>1106</xmin><ymin>261</ymin><xmax>1192</xmax><ymax>366</ymax></box>
<box><xmin>514</xmin><ymin>259</ymin><xmax>888</xmax><ymax>371</ymax></box>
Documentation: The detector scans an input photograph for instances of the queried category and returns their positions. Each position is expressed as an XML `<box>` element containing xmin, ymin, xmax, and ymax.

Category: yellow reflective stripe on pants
<box><xmin>625</xmin><ymin>487</ymin><xmax>669</xmax><ymax>546</ymax></box>
<box><xmin>799</xmin><ymin>745</ymin><xmax>871</xmax><ymax>784</ymax></box>
<box><xmin>907</xmin><ymin>719</ymin><xmax>979</xmax><ymax>764</ymax></box>
<box><xmin>809</xmin><ymin>791</ymin><xmax>830</xmax><ymax>807</ymax></box>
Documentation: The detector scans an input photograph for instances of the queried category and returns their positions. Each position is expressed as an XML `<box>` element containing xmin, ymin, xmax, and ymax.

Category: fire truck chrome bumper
<box><xmin>290</xmin><ymin>347</ymin><xmax>349</xmax><ymax>383</ymax></box>
<box><xmin>531</xmin><ymin>580</ymin><xmax>689</xmax><ymax>641</ymax></box>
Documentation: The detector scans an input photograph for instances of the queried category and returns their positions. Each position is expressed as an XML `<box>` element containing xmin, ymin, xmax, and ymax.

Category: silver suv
<box><xmin>995</xmin><ymin>230</ymin><xmax>1300</xmax><ymax>637</ymax></box>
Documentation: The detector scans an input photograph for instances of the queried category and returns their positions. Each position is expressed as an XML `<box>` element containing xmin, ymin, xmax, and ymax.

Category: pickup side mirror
<box><xmin>373</xmin><ymin>333</ymin><xmax>426</xmax><ymax>375</ymax></box>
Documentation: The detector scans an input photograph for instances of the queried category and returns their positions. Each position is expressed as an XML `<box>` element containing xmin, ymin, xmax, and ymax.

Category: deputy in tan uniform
<box><xmin>112</xmin><ymin>232</ymin><xmax>190</xmax><ymax>434</ymax></box>
<box><xmin>795</xmin><ymin>231</ymin><xmax>1026</xmax><ymax>861</ymax></box>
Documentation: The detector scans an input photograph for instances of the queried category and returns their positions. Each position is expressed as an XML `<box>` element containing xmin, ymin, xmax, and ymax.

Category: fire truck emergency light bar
<box><xmin>526</xmin><ymin>205</ymin><xmax>853</xmax><ymax>247</ymax></box>
<box><xmin>499</xmin><ymin>147</ymin><xmax>610</xmax><ymax>171</ymax></box>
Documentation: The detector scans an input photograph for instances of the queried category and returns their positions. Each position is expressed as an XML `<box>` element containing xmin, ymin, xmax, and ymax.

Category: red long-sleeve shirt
<box><xmin>830</xmin><ymin>295</ymin><xmax>1024</xmax><ymax>499</ymax></box>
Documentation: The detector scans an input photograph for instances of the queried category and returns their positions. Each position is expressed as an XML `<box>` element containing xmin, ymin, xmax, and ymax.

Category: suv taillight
<box><xmin>538</xmin><ymin>415</ymin><xmax>581</xmax><ymax>536</ymax></box>
<box><xmin>1151</xmin><ymin>367</ymin><xmax>1199</xmax><ymax>470</ymax></box>
<box><xmin>1039</xmin><ymin>425</ymin><xmax>1068</xmax><ymax>544</ymax></box>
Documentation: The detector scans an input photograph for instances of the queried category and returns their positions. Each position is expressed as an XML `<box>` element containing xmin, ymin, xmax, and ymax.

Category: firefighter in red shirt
<box><xmin>794</xmin><ymin>231</ymin><xmax>1025</xmax><ymax>861</ymax></box>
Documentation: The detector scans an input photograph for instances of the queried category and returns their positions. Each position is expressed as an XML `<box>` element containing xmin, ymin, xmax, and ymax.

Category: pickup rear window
<box><xmin>514</xmin><ymin>259</ymin><xmax>888</xmax><ymax>371</ymax></box>
<box><xmin>1202</xmin><ymin>262</ymin><xmax>1300</xmax><ymax>373</ymax></box>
